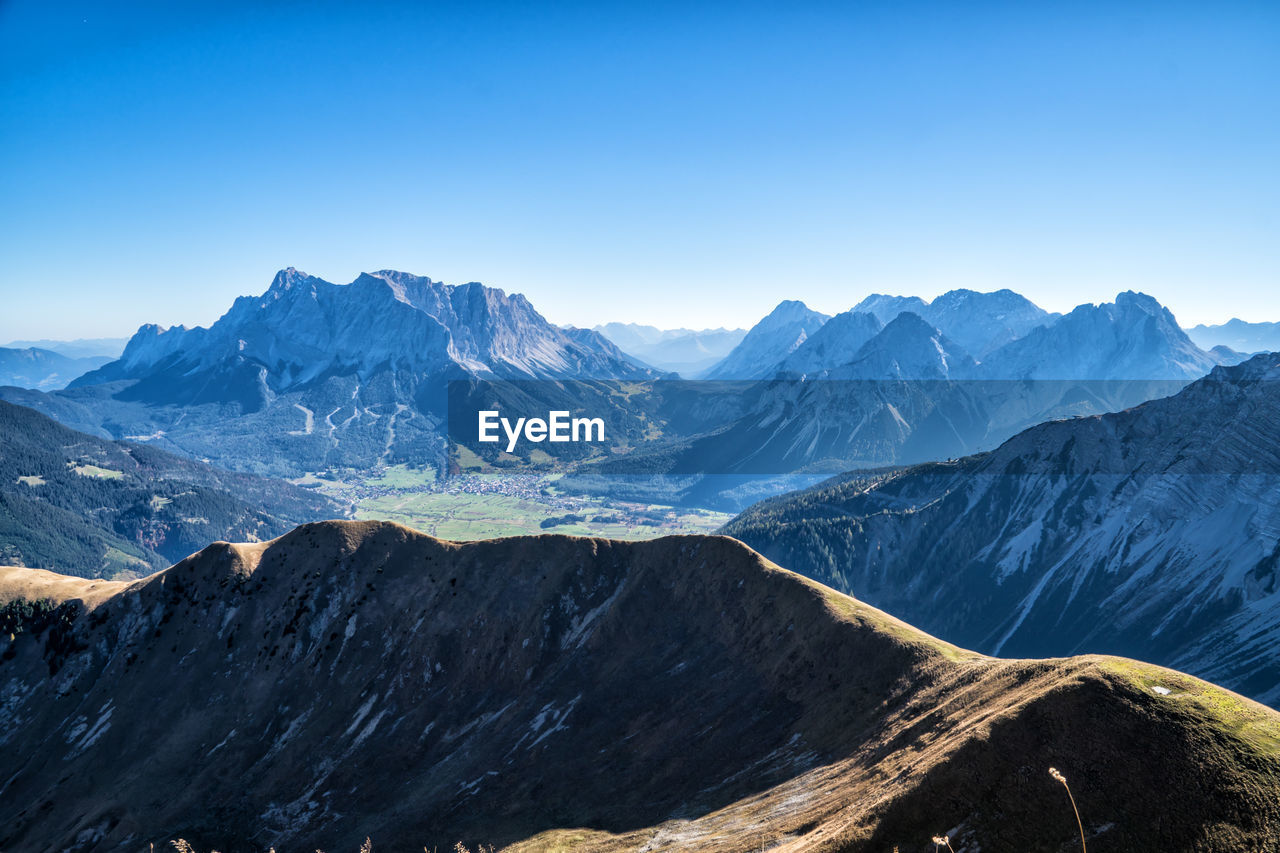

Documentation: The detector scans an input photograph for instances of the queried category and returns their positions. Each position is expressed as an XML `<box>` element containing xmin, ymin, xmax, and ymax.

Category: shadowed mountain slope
<box><xmin>724</xmin><ymin>353</ymin><xmax>1280</xmax><ymax>706</ymax></box>
<box><xmin>3</xmin><ymin>521</ymin><xmax>1279</xmax><ymax>852</ymax></box>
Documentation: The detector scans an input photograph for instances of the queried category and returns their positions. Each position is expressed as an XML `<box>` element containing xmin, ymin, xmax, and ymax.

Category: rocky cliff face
<box><xmin>725</xmin><ymin>353</ymin><xmax>1280</xmax><ymax>705</ymax></box>
<box><xmin>3</xmin><ymin>520</ymin><xmax>1279</xmax><ymax>852</ymax></box>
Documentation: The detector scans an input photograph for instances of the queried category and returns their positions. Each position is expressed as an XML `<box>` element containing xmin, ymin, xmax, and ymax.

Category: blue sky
<box><xmin>1</xmin><ymin>0</ymin><xmax>1277</xmax><ymax>342</ymax></box>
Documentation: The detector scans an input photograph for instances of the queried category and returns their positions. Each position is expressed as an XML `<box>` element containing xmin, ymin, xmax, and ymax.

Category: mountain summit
<box><xmin>778</xmin><ymin>310</ymin><xmax>883</xmax><ymax>375</ymax></box>
<box><xmin>74</xmin><ymin>268</ymin><xmax>650</xmax><ymax>407</ymax></box>
<box><xmin>703</xmin><ymin>300</ymin><xmax>831</xmax><ymax>379</ymax></box>
<box><xmin>2</xmin><ymin>269</ymin><xmax>658</xmax><ymax>475</ymax></box>
<box><xmin>981</xmin><ymin>291</ymin><xmax>1216</xmax><ymax>380</ymax></box>
<box><xmin>830</xmin><ymin>312</ymin><xmax>978</xmax><ymax>380</ymax></box>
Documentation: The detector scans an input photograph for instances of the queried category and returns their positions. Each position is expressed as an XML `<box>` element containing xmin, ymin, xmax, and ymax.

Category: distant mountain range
<box><xmin>2</xmin><ymin>337</ymin><xmax>128</xmax><ymax>360</ymax></box>
<box><xmin>1</xmin><ymin>273</ymin><xmax>1260</xmax><ymax>506</ymax></box>
<box><xmin>592</xmin><ymin>322</ymin><xmax>745</xmax><ymax>375</ymax></box>
<box><xmin>0</xmin><ymin>347</ymin><xmax>112</xmax><ymax>391</ymax></box>
<box><xmin>724</xmin><ymin>353</ymin><xmax>1280</xmax><ymax>706</ymax></box>
<box><xmin>576</xmin><ymin>292</ymin><xmax>1226</xmax><ymax>500</ymax></box>
<box><xmin>714</xmin><ymin>289</ymin><xmax>1235</xmax><ymax>383</ymax></box>
<box><xmin>3</xmin><ymin>520</ymin><xmax>1278</xmax><ymax>851</ymax></box>
<box><xmin>2</xmin><ymin>269</ymin><xmax>659</xmax><ymax>477</ymax></box>
<box><xmin>0</xmin><ymin>400</ymin><xmax>343</xmax><ymax>577</ymax></box>
<box><xmin>1187</xmin><ymin>318</ymin><xmax>1280</xmax><ymax>354</ymax></box>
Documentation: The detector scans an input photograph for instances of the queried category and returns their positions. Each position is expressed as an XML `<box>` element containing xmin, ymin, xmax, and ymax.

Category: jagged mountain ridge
<box><xmin>3</xmin><ymin>520</ymin><xmax>1279</xmax><ymax>852</ymax></box>
<box><xmin>829</xmin><ymin>312</ymin><xmax>978</xmax><ymax>380</ymax></box>
<box><xmin>981</xmin><ymin>291</ymin><xmax>1217</xmax><ymax>380</ymax></box>
<box><xmin>611</xmin><ymin>306</ymin><xmax>1193</xmax><ymax>486</ymax></box>
<box><xmin>74</xmin><ymin>268</ymin><xmax>652</xmax><ymax>406</ymax></box>
<box><xmin>852</xmin><ymin>288</ymin><xmax>1054</xmax><ymax>358</ymax></box>
<box><xmin>710</xmin><ymin>289</ymin><xmax>1217</xmax><ymax>384</ymax></box>
<box><xmin>3</xmin><ymin>338</ymin><xmax>128</xmax><ymax>360</ymax></box>
<box><xmin>647</xmin><ymin>293</ymin><xmax>1225</xmax><ymax>484</ymax></box>
<box><xmin>724</xmin><ymin>353</ymin><xmax>1280</xmax><ymax>705</ymax></box>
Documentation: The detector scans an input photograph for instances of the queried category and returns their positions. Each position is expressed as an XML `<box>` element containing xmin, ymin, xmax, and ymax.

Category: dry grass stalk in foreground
<box><xmin>931</xmin><ymin>834</ymin><xmax>955</xmax><ymax>851</ymax></box>
<box><xmin>1050</xmin><ymin>766</ymin><xmax>1087</xmax><ymax>852</ymax></box>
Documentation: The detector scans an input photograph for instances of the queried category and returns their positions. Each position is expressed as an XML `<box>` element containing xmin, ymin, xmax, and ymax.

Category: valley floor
<box><xmin>294</xmin><ymin>465</ymin><xmax>732</xmax><ymax>540</ymax></box>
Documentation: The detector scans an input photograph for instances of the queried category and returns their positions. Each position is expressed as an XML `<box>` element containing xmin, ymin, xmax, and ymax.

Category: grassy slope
<box><xmin>0</xmin><ymin>522</ymin><xmax>1277</xmax><ymax>852</ymax></box>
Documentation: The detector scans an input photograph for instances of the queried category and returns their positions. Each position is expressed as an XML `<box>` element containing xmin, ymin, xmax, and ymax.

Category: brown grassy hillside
<box><xmin>2</xmin><ymin>521</ymin><xmax>1278</xmax><ymax>852</ymax></box>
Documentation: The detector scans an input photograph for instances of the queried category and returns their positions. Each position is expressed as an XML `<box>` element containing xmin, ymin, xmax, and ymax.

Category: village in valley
<box><xmin>293</xmin><ymin>464</ymin><xmax>732</xmax><ymax>541</ymax></box>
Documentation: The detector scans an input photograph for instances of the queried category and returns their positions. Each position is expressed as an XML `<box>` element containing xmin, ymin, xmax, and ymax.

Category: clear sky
<box><xmin>1</xmin><ymin>0</ymin><xmax>1277</xmax><ymax>342</ymax></box>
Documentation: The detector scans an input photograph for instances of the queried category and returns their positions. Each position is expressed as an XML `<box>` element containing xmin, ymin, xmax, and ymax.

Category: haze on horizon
<box><xmin>1</xmin><ymin>0</ymin><xmax>1277</xmax><ymax>342</ymax></box>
